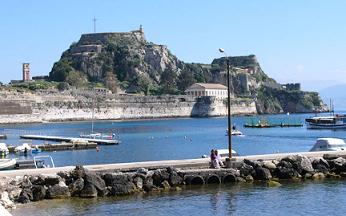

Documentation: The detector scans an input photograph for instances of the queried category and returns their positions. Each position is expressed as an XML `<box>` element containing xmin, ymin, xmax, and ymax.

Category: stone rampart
<box><xmin>0</xmin><ymin>91</ymin><xmax>257</xmax><ymax>123</ymax></box>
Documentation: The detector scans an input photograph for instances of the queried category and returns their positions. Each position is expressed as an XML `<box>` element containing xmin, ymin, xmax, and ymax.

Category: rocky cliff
<box><xmin>49</xmin><ymin>27</ymin><xmax>326</xmax><ymax>114</ymax></box>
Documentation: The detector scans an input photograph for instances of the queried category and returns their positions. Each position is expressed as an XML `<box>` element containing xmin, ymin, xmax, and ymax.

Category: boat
<box><xmin>0</xmin><ymin>159</ymin><xmax>16</xmax><ymax>170</ymax></box>
<box><xmin>226</xmin><ymin>129</ymin><xmax>244</xmax><ymax>136</ymax></box>
<box><xmin>31</xmin><ymin>145</ymin><xmax>42</xmax><ymax>154</ymax></box>
<box><xmin>305</xmin><ymin>114</ymin><xmax>346</xmax><ymax>129</ymax></box>
<box><xmin>33</xmin><ymin>155</ymin><xmax>55</xmax><ymax>168</ymax></box>
<box><xmin>310</xmin><ymin>138</ymin><xmax>346</xmax><ymax>151</ymax></box>
<box><xmin>14</xmin><ymin>143</ymin><xmax>32</xmax><ymax>155</ymax></box>
<box><xmin>0</xmin><ymin>143</ymin><xmax>9</xmax><ymax>156</ymax></box>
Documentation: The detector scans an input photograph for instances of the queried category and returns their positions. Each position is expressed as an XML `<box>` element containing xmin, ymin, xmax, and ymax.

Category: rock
<box><xmin>245</xmin><ymin>175</ymin><xmax>254</xmax><ymax>182</ymax></box>
<box><xmin>16</xmin><ymin>188</ymin><xmax>33</xmax><ymax>203</ymax></box>
<box><xmin>312</xmin><ymin>172</ymin><xmax>325</xmax><ymax>180</ymax></box>
<box><xmin>31</xmin><ymin>185</ymin><xmax>46</xmax><ymax>201</ymax></box>
<box><xmin>57</xmin><ymin>171</ymin><xmax>73</xmax><ymax>185</ymax></box>
<box><xmin>0</xmin><ymin>191</ymin><xmax>16</xmax><ymax>209</ymax></box>
<box><xmin>328</xmin><ymin>157</ymin><xmax>346</xmax><ymax>173</ymax></box>
<box><xmin>326</xmin><ymin>173</ymin><xmax>341</xmax><ymax>179</ymax></box>
<box><xmin>70</xmin><ymin>165</ymin><xmax>86</xmax><ymax>179</ymax></box>
<box><xmin>277</xmin><ymin>160</ymin><xmax>293</xmax><ymax>169</ymax></box>
<box><xmin>169</xmin><ymin>172</ymin><xmax>183</xmax><ymax>186</ymax></box>
<box><xmin>20</xmin><ymin>176</ymin><xmax>32</xmax><ymax>188</ymax></box>
<box><xmin>304</xmin><ymin>173</ymin><xmax>313</xmax><ymax>179</ymax></box>
<box><xmin>80</xmin><ymin>183</ymin><xmax>98</xmax><ymax>198</ymax></box>
<box><xmin>340</xmin><ymin>172</ymin><xmax>346</xmax><ymax>177</ymax></box>
<box><xmin>253</xmin><ymin>167</ymin><xmax>272</xmax><ymax>181</ymax></box>
<box><xmin>133</xmin><ymin>176</ymin><xmax>144</xmax><ymax>189</ymax></box>
<box><xmin>110</xmin><ymin>182</ymin><xmax>136</xmax><ymax>196</ymax></box>
<box><xmin>263</xmin><ymin>161</ymin><xmax>276</xmax><ymax>170</ymax></box>
<box><xmin>68</xmin><ymin>178</ymin><xmax>84</xmax><ymax>196</ymax></box>
<box><xmin>30</xmin><ymin>176</ymin><xmax>45</xmax><ymax>186</ymax></box>
<box><xmin>84</xmin><ymin>172</ymin><xmax>107</xmax><ymax>196</ymax></box>
<box><xmin>160</xmin><ymin>180</ymin><xmax>171</xmax><ymax>190</ymax></box>
<box><xmin>137</xmin><ymin>168</ymin><xmax>148</xmax><ymax>175</ymax></box>
<box><xmin>282</xmin><ymin>155</ymin><xmax>313</xmax><ymax>174</ymax></box>
<box><xmin>323</xmin><ymin>154</ymin><xmax>340</xmax><ymax>160</ymax></box>
<box><xmin>236</xmin><ymin>177</ymin><xmax>246</xmax><ymax>183</ymax></box>
<box><xmin>311</xmin><ymin>157</ymin><xmax>330</xmax><ymax>173</ymax></box>
<box><xmin>243</xmin><ymin>159</ymin><xmax>256</xmax><ymax>168</ymax></box>
<box><xmin>44</xmin><ymin>175</ymin><xmax>61</xmax><ymax>186</ymax></box>
<box><xmin>239</xmin><ymin>163</ymin><xmax>254</xmax><ymax>177</ymax></box>
<box><xmin>103</xmin><ymin>173</ymin><xmax>129</xmax><ymax>187</ymax></box>
<box><xmin>152</xmin><ymin>170</ymin><xmax>170</xmax><ymax>186</ymax></box>
<box><xmin>267</xmin><ymin>180</ymin><xmax>281</xmax><ymax>187</ymax></box>
<box><xmin>274</xmin><ymin>166</ymin><xmax>297</xmax><ymax>179</ymax></box>
<box><xmin>46</xmin><ymin>184</ymin><xmax>70</xmax><ymax>199</ymax></box>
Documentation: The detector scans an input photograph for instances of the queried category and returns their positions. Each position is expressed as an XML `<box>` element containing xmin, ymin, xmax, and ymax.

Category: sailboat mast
<box><xmin>91</xmin><ymin>90</ymin><xmax>94</xmax><ymax>133</ymax></box>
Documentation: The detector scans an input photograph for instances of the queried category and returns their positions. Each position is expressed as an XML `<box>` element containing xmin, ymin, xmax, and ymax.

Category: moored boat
<box><xmin>0</xmin><ymin>143</ymin><xmax>9</xmax><ymax>156</ymax></box>
<box><xmin>305</xmin><ymin>114</ymin><xmax>346</xmax><ymax>129</ymax></box>
<box><xmin>14</xmin><ymin>143</ymin><xmax>32</xmax><ymax>155</ymax></box>
<box><xmin>0</xmin><ymin>159</ymin><xmax>16</xmax><ymax>170</ymax></box>
<box><xmin>310</xmin><ymin>138</ymin><xmax>346</xmax><ymax>151</ymax></box>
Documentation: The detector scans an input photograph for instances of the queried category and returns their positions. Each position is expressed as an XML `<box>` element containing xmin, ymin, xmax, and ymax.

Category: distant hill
<box><xmin>320</xmin><ymin>84</ymin><xmax>346</xmax><ymax>110</ymax></box>
<box><xmin>48</xmin><ymin>27</ymin><xmax>327</xmax><ymax>114</ymax></box>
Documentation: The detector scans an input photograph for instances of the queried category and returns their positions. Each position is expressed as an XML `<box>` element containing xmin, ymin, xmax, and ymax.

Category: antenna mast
<box><xmin>93</xmin><ymin>17</ymin><xmax>97</xmax><ymax>33</ymax></box>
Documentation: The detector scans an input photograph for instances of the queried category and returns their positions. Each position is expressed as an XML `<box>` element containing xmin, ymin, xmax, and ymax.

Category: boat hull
<box><xmin>0</xmin><ymin>159</ymin><xmax>16</xmax><ymax>170</ymax></box>
<box><xmin>306</xmin><ymin>123</ymin><xmax>346</xmax><ymax>129</ymax></box>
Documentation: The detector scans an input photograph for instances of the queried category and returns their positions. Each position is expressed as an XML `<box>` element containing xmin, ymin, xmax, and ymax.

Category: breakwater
<box><xmin>0</xmin><ymin>90</ymin><xmax>256</xmax><ymax>124</ymax></box>
<box><xmin>2</xmin><ymin>151</ymin><xmax>346</xmax><ymax>211</ymax></box>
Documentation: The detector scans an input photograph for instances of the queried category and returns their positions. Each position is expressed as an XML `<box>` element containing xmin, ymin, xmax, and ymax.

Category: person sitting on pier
<box><xmin>210</xmin><ymin>149</ymin><xmax>220</xmax><ymax>169</ymax></box>
<box><xmin>214</xmin><ymin>150</ymin><xmax>224</xmax><ymax>167</ymax></box>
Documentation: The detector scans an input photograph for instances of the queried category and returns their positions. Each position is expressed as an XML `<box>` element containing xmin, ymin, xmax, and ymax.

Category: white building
<box><xmin>185</xmin><ymin>83</ymin><xmax>228</xmax><ymax>98</ymax></box>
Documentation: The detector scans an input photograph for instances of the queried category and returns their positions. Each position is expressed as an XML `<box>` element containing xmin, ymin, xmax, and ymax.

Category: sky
<box><xmin>1</xmin><ymin>0</ymin><xmax>346</xmax><ymax>91</ymax></box>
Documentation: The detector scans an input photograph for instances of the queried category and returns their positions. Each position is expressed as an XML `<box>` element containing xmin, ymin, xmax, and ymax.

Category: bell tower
<box><xmin>22</xmin><ymin>63</ymin><xmax>30</xmax><ymax>82</ymax></box>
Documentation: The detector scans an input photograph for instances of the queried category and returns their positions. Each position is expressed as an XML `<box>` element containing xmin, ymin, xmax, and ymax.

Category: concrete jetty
<box><xmin>20</xmin><ymin>134</ymin><xmax>120</xmax><ymax>145</ymax></box>
<box><xmin>1</xmin><ymin>150</ymin><xmax>346</xmax><ymax>178</ymax></box>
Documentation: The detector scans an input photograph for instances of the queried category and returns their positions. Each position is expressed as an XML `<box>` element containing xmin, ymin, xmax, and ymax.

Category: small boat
<box><xmin>310</xmin><ymin>138</ymin><xmax>346</xmax><ymax>151</ymax></box>
<box><xmin>31</xmin><ymin>145</ymin><xmax>42</xmax><ymax>154</ymax></box>
<box><xmin>202</xmin><ymin>148</ymin><xmax>238</xmax><ymax>158</ymax></box>
<box><xmin>14</xmin><ymin>143</ymin><xmax>32</xmax><ymax>155</ymax></box>
<box><xmin>80</xmin><ymin>133</ymin><xmax>117</xmax><ymax>140</ymax></box>
<box><xmin>0</xmin><ymin>159</ymin><xmax>16</xmax><ymax>170</ymax></box>
<box><xmin>305</xmin><ymin>114</ymin><xmax>346</xmax><ymax>129</ymax></box>
<box><xmin>226</xmin><ymin>129</ymin><xmax>244</xmax><ymax>136</ymax></box>
<box><xmin>0</xmin><ymin>143</ymin><xmax>9</xmax><ymax>156</ymax></box>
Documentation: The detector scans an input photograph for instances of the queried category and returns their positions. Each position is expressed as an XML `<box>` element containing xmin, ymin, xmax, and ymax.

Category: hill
<box><xmin>48</xmin><ymin>27</ymin><xmax>326</xmax><ymax>114</ymax></box>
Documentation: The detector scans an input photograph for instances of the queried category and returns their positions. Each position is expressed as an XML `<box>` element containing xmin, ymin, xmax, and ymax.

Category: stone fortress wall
<box><xmin>0</xmin><ymin>90</ymin><xmax>256</xmax><ymax>124</ymax></box>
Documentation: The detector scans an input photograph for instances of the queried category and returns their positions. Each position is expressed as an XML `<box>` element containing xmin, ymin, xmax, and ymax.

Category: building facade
<box><xmin>185</xmin><ymin>83</ymin><xmax>228</xmax><ymax>98</ymax></box>
<box><xmin>22</xmin><ymin>63</ymin><xmax>30</xmax><ymax>82</ymax></box>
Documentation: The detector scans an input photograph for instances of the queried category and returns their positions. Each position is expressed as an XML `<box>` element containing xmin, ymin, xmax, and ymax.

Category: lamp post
<box><xmin>219</xmin><ymin>48</ymin><xmax>232</xmax><ymax>159</ymax></box>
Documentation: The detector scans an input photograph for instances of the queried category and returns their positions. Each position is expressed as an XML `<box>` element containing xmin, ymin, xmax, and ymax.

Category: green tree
<box><xmin>66</xmin><ymin>71</ymin><xmax>87</xmax><ymax>87</ymax></box>
<box><xmin>160</xmin><ymin>69</ymin><xmax>178</xmax><ymax>94</ymax></box>
<box><xmin>104</xmin><ymin>71</ymin><xmax>119</xmax><ymax>93</ymax></box>
<box><xmin>177</xmin><ymin>69</ymin><xmax>196</xmax><ymax>92</ymax></box>
<box><xmin>49</xmin><ymin>59</ymin><xmax>74</xmax><ymax>82</ymax></box>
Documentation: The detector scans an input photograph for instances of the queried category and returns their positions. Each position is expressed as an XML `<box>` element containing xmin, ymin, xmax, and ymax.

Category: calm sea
<box><xmin>3</xmin><ymin>112</ymin><xmax>346</xmax><ymax>215</ymax></box>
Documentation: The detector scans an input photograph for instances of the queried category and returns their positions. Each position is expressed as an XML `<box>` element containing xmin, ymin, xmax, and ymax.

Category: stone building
<box><xmin>22</xmin><ymin>63</ymin><xmax>30</xmax><ymax>82</ymax></box>
<box><xmin>185</xmin><ymin>83</ymin><xmax>228</xmax><ymax>98</ymax></box>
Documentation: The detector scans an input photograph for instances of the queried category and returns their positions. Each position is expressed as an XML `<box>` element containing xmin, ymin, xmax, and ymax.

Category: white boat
<box><xmin>226</xmin><ymin>129</ymin><xmax>244</xmax><ymax>136</ymax></box>
<box><xmin>0</xmin><ymin>159</ymin><xmax>16</xmax><ymax>170</ymax></box>
<box><xmin>305</xmin><ymin>115</ymin><xmax>346</xmax><ymax>129</ymax></box>
<box><xmin>14</xmin><ymin>143</ymin><xmax>32</xmax><ymax>155</ymax></box>
<box><xmin>80</xmin><ymin>133</ymin><xmax>116</xmax><ymax>140</ymax></box>
<box><xmin>0</xmin><ymin>143</ymin><xmax>9</xmax><ymax>156</ymax></box>
<box><xmin>310</xmin><ymin>138</ymin><xmax>346</xmax><ymax>151</ymax></box>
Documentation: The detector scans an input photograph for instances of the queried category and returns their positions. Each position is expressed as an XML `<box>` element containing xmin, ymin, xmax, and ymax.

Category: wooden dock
<box><xmin>20</xmin><ymin>135</ymin><xmax>120</xmax><ymax>145</ymax></box>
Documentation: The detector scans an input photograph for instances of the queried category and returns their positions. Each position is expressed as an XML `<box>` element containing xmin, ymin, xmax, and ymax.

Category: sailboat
<box><xmin>80</xmin><ymin>90</ymin><xmax>119</xmax><ymax>140</ymax></box>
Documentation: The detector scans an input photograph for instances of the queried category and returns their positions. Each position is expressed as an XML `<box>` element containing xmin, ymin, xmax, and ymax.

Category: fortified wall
<box><xmin>0</xmin><ymin>91</ymin><xmax>256</xmax><ymax>124</ymax></box>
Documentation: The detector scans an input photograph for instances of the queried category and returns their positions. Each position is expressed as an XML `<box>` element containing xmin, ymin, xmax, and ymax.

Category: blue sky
<box><xmin>1</xmin><ymin>0</ymin><xmax>346</xmax><ymax>91</ymax></box>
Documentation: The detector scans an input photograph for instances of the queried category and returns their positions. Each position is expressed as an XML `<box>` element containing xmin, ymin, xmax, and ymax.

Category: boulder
<box><xmin>328</xmin><ymin>157</ymin><xmax>346</xmax><ymax>173</ymax></box>
<box><xmin>282</xmin><ymin>155</ymin><xmax>313</xmax><ymax>174</ymax></box>
<box><xmin>245</xmin><ymin>175</ymin><xmax>254</xmax><ymax>182</ymax></box>
<box><xmin>84</xmin><ymin>172</ymin><xmax>107</xmax><ymax>196</ymax></box>
<box><xmin>68</xmin><ymin>178</ymin><xmax>84</xmax><ymax>196</ymax></box>
<box><xmin>80</xmin><ymin>183</ymin><xmax>98</xmax><ymax>198</ymax></box>
<box><xmin>70</xmin><ymin>165</ymin><xmax>86</xmax><ymax>179</ymax></box>
<box><xmin>0</xmin><ymin>191</ymin><xmax>15</xmax><ymax>209</ymax></box>
<box><xmin>20</xmin><ymin>176</ymin><xmax>32</xmax><ymax>188</ymax></box>
<box><xmin>137</xmin><ymin>168</ymin><xmax>148</xmax><ymax>175</ymax></box>
<box><xmin>46</xmin><ymin>184</ymin><xmax>70</xmax><ymax>199</ymax></box>
<box><xmin>16</xmin><ymin>188</ymin><xmax>33</xmax><ymax>203</ymax></box>
<box><xmin>152</xmin><ymin>170</ymin><xmax>170</xmax><ymax>186</ymax></box>
<box><xmin>110</xmin><ymin>182</ymin><xmax>136</xmax><ymax>196</ymax></box>
<box><xmin>263</xmin><ymin>161</ymin><xmax>276</xmax><ymax>170</ymax></box>
<box><xmin>31</xmin><ymin>185</ymin><xmax>46</xmax><ymax>201</ymax></box>
<box><xmin>311</xmin><ymin>157</ymin><xmax>330</xmax><ymax>173</ymax></box>
<box><xmin>160</xmin><ymin>180</ymin><xmax>171</xmax><ymax>190</ymax></box>
<box><xmin>133</xmin><ymin>176</ymin><xmax>144</xmax><ymax>189</ymax></box>
<box><xmin>44</xmin><ymin>175</ymin><xmax>61</xmax><ymax>186</ymax></box>
<box><xmin>239</xmin><ymin>163</ymin><xmax>254</xmax><ymax>177</ymax></box>
<box><xmin>29</xmin><ymin>176</ymin><xmax>45</xmax><ymax>186</ymax></box>
<box><xmin>274</xmin><ymin>166</ymin><xmax>297</xmax><ymax>179</ymax></box>
<box><xmin>267</xmin><ymin>180</ymin><xmax>281</xmax><ymax>187</ymax></box>
<box><xmin>103</xmin><ymin>173</ymin><xmax>129</xmax><ymax>187</ymax></box>
<box><xmin>253</xmin><ymin>167</ymin><xmax>272</xmax><ymax>181</ymax></box>
<box><xmin>169</xmin><ymin>172</ymin><xmax>183</xmax><ymax>186</ymax></box>
<box><xmin>312</xmin><ymin>172</ymin><xmax>325</xmax><ymax>180</ymax></box>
